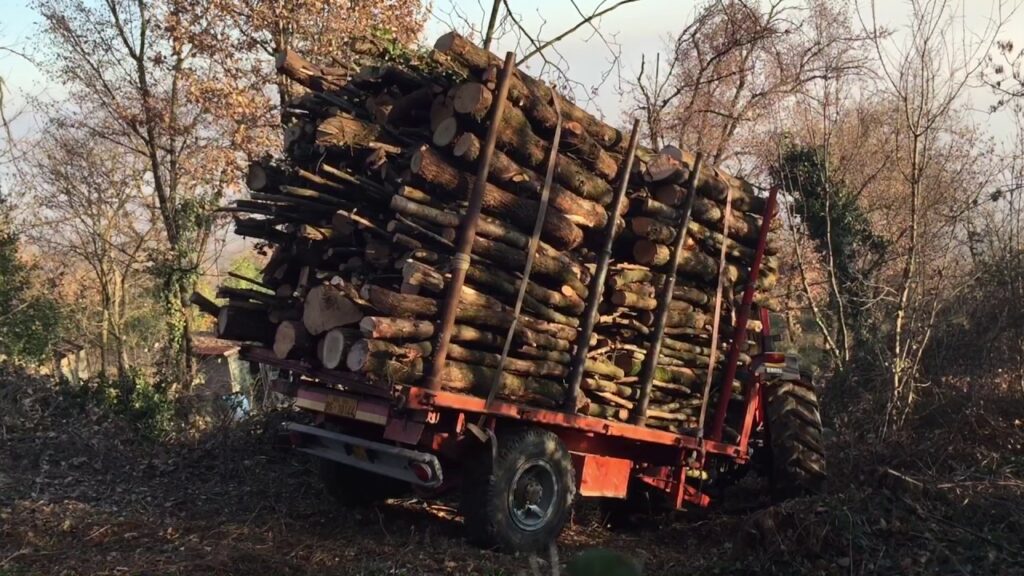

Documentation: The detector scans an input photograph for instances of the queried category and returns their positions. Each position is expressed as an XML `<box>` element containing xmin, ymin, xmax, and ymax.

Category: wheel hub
<box><xmin>508</xmin><ymin>459</ymin><xmax>557</xmax><ymax>531</ymax></box>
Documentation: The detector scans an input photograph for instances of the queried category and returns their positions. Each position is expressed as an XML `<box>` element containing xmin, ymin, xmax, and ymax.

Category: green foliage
<box><xmin>0</xmin><ymin>196</ymin><xmax>61</xmax><ymax>363</ymax></box>
<box><xmin>223</xmin><ymin>253</ymin><xmax>271</xmax><ymax>294</ymax></box>
<box><xmin>150</xmin><ymin>192</ymin><xmax>220</xmax><ymax>379</ymax></box>
<box><xmin>774</xmin><ymin>145</ymin><xmax>886</xmax><ymax>286</ymax></box>
<box><xmin>74</xmin><ymin>368</ymin><xmax>175</xmax><ymax>439</ymax></box>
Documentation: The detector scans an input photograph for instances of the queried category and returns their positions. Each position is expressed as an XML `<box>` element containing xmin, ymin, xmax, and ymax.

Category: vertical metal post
<box><xmin>425</xmin><ymin>51</ymin><xmax>517</xmax><ymax>392</ymax></box>
<box><xmin>709</xmin><ymin>186</ymin><xmax>780</xmax><ymax>441</ymax></box>
<box><xmin>563</xmin><ymin>120</ymin><xmax>642</xmax><ymax>411</ymax></box>
<box><xmin>630</xmin><ymin>153</ymin><xmax>704</xmax><ymax>426</ymax></box>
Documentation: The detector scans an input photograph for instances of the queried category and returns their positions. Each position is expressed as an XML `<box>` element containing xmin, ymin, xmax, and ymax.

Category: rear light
<box><xmin>763</xmin><ymin>352</ymin><xmax>786</xmax><ymax>364</ymax></box>
<box><xmin>409</xmin><ymin>461</ymin><xmax>434</xmax><ymax>483</ymax></box>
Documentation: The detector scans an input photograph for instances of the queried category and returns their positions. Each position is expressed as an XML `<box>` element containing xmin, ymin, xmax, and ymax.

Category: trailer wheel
<box><xmin>764</xmin><ymin>374</ymin><xmax>827</xmax><ymax>499</ymax></box>
<box><xmin>319</xmin><ymin>459</ymin><xmax>407</xmax><ymax>507</ymax></box>
<box><xmin>461</xmin><ymin>427</ymin><xmax>576</xmax><ymax>552</ymax></box>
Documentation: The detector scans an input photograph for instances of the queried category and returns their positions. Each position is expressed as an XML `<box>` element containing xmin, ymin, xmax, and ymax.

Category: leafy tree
<box><xmin>0</xmin><ymin>195</ymin><xmax>61</xmax><ymax>363</ymax></box>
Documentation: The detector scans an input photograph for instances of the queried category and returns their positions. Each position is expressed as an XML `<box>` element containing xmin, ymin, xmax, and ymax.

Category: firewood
<box><xmin>302</xmin><ymin>284</ymin><xmax>363</xmax><ymax>335</ymax></box>
<box><xmin>215</xmin><ymin>37</ymin><xmax>785</xmax><ymax>431</ymax></box>
<box><xmin>316</xmin><ymin>328</ymin><xmax>349</xmax><ymax>369</ymax></box>
<box><xmin>273</xmin><ymin>320</ymin><xmax>310</xmax><ymax>359</ymax></box>
<box><xmin>452</xmin><ymin>132</ymin><xmax>609</xmax><ymax>229</ymax></box>
<box><xmin>409</xmin><ymin>146</ymin><xmax>584</xmax><ymax>251</ymax></box>
<box><xmin>217</xmin><ymin>306</ymin><xmax>275</xmax><ymax>343</ymax></box>
<box><xmin>435</xmin><ymin>32</ymin><xmax>624</xmax><ymax>154</ymax></box>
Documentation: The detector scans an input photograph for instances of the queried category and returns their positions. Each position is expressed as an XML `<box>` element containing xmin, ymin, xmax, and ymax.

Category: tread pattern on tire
<box><xmin>461</xmin><ymin>427</ymin><xmax>577</xmax><ymax>553</ymax></box>
<box><xmin>764</xmin><ymin>375</ymin><xmax>827</xmax><ymax>499</ymax></box>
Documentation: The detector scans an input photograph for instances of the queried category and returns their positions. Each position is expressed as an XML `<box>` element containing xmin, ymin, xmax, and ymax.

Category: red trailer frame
<box><xmin>242</xmin><ymin>184</ymin><xmax>780</xmax><ymax>512</ymax></box>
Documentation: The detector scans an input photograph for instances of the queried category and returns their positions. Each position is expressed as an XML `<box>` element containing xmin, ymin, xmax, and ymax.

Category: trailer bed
<box><xmin>244</xmin><ymin>346</ymin><xmax>745</xmax><ymax>459</ymax></box>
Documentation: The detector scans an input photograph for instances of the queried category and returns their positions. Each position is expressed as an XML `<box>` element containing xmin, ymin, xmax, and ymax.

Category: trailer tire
<box><xmin>319</xmin><ymin>459</ymin><xmax>407</xmax><ymax>507</ymax></box>
<box><xmin>461</xmin><ymin>427</ymin><xmax>576</xmax><ymax>552</ymax></box>
<box><xmin>764</xmin><ymin>374</ymin><xmax>827</xmax><ymax>500</ymax></box>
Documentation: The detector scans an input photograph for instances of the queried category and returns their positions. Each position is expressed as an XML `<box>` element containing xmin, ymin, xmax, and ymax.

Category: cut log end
<box><xmin>318</xmin><ymin>328</ymin><xmax>347</xmax><ymax>369</ymax></box>
<box><xmin>432</xmin><ymin>117</ymin><xmax>459</xmax><ymax>148</ymax></box>
<box><xmin>346</xmin><ymin>339</ymin><xmax>371</xmax><ymax>372</ymax></box>
<box><xmin>452</xmin><ymin>83</ymin><xmax>492</xmax><ymax>118</ymax></box>
<box><xmin>246</xmin><ymin>163</ymin><xmax>269</xmax><ymax>192</ymax></box>
<box><xmin>433</xmin><ymin>31</ymin><xmax>458</xmax><ymax>52</ymax></box>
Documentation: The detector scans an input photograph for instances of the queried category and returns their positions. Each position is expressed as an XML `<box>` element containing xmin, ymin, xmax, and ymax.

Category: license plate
<box><xmin>324</xmin><ymin>394</ymin><xmax>358</xmax><ymax>419</ymax></box>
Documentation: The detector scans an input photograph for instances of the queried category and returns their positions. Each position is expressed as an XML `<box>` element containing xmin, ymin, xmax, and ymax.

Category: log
<box><xmin>451</xmin><ymin>82</ymin><xmax>620</xmax><ymax>183</ymax></box>
<box><xmin>447</xmin><ymin>343</ymin><xmax>568</xmax><ymax>378</ymax></box>
<box><xmin>353</xmin><ymin>352</ymin><xmax>565</xmax><ymax>404</ymax></box>
<box><xmin>275</xmin><ymin>49</ymin><xmax>349</xmax><ymax>92</ymax></box>
<box><xmin>409</xmin><ymin>146</ymin><xmax>584</xmax><ymax>250</ymax></box>
<box><xmin>315</xmin><ymin>114</ymin><xmax>382</xmax><ymax>149</ymax></box>
<box><xmin>452</xmin><ymin>132</ymin><xmax>609</xmax><ymax>229</ymax></box>
<box><xmin>583</xmin><ymin>402</ymin><xmax>629</xmax><ymax>421</ymax></box>
<box><xmin>316</xmin><ymin>328</ymin><xmax>349</xmax><ymax>369</ymax></box>
<box><xmin>632</xmin><ymin>239</ymin><xmax>741</xmax><ymax>284</ymax></box>
<box><xmin>611</xmin><ymin>290</ymin><xmax>694</xmax><ymax>313</ymax></box>
<box><xmin>302</xmin><ymin>284</ymin><xmax>364</xmax><ymax>336</ymax></box>
<box><xmin>434</xmin><ymin>32</ymin><xmax>625</xmax><ymax>153</ymax></box>
<box><xmin>217</xmin><ymin>306</ymin><xmax>275</xmax><ymax>343</ymax></box>
<box><xmin>650</xmin><ymin>184</ymin><xmax>764</xmax><ymax>244</ymax></box>
<box><xmin>189</xmin><ymin>291</ymin><xmax>220</xmax><ymax>318</ymax></box>
<box><xmin>360</xmin><ymin>285</ymin><xmax>573</xmax><ymax>350</ymax></box>
<box><xmin>390</xmin><ymin>195</ymin><xmax>589</xmax><ymax>298</ymax></box>
<box><xmin>273</xmin><ymin>320</ymin><xmax>309</xmax><ymax>359</ymax></box>
<box><xmin>359</xmin><ymin>316</ymin><xmax>434</xmax><ymax>340</ymax></box>
<box><xmin>405</xmin><ymin>260</ymin><xmax>579</xmax><ymax>327</ymax></box>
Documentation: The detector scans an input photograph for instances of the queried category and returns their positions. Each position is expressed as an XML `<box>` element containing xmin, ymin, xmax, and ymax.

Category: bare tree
<box><xmin>24</xmin><ymin>121</ymin><xmax>157</xmax><ymax>380</ymax></box>
<box><xmin>860</xmin><ymin>0</ymin><xmax>1008</xmax><ymax>428</ymax></box>
<box><xmin>35</xmin><ymin>0</ymin><xmax>238</xmax><ymax>385</ymax></box>
<box><xmin>626</xmin><ymin>0</ymin><xmax>871</xmax><ymax>167</ymax></box>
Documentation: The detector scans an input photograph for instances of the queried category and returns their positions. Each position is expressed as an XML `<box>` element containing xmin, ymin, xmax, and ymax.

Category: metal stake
<box><xmin>631</xmin><ymin>153</ymin><xmax>704</xmax><ymax>426</ymax></box>
<box><xmin>425</xmin><ymin>51</ymin><xmax>517</xmax><ymax>391</ymax></box>
<box><xmin>709</xmin><ymin>186</ymin><xmax>780</xmax><ymax>441</ymax></box>
<box><xmin>563</xmin><ymin>119</ymin><xmax>642</xmax><ymax>411</ymax></box>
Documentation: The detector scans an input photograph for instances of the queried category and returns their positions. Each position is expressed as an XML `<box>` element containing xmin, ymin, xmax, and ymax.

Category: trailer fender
<box><xmin>571</xmin><ymin>452</ymin><xmax>631</xmax><ymax>498</ymax></box>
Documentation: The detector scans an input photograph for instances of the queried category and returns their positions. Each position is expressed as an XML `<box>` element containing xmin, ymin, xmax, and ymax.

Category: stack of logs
<box><xmin>201</xmin><ymin>31</ymin><xmax>781</xmax><ymax>436</ymax></box>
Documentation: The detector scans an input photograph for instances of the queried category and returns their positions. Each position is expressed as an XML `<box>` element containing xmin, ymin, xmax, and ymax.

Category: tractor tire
<box><xmin>318</xmin><ymin>459</ymin><xmax>408</xmax><ymax>507</ymax></box>
<box><xmin>460</xmin><ymin>427</ymin><xmax>576</xmax><ymax>552</ymax></box>
<box><xmin>764</xmin><ymin>374</ymin><xmax>827</xmax><ymax>500</ymax></box>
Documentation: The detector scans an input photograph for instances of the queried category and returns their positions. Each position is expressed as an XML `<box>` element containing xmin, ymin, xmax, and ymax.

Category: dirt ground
<box><xmin>2</xmin><ymin>370</ymin><xmax>1023</xmax><ymax>575</ymax></box>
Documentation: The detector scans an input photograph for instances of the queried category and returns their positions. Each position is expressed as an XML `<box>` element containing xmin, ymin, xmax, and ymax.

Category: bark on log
<box><xmin>275</xmin><ymin>49</ymin><xmax>350</xmax><ymax>93</ymax></box>
<box><xmin>434</xmin><ymin>32</ymin><xmax>625</xmax><ymax>153</ymax></box>
<box><xmin>453</xmin><ymin>132</ymin><xmax>608</xmax><ymax>229</ymax></box>
<box><xmin>360</xmin><ymin>285</ymin><xmax>573</xmax><ymax>350</ymax></box>
<box><xmin>217</xmin><ymin>306</ymin><xmax>275</xmax><ymax>343</ymax></box>
<box><xmin>389</xmin><ymin>195</ymin><xmax>589</xmax><ymax>298</ymax></box>
<box><xmin>316</xmin><ymin>114</ymin><xmax>382</xmax><ymax>149</ymax></box>
<box><xmin>409</xmin><ymin>146</ymin><xmax>584</xmax><ymax>250</ymax></box>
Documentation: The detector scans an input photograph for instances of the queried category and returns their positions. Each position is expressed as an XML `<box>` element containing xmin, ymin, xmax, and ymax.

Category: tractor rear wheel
<box><xmin>764</xmin><ymin>374</ymin><xmax>827</xmax><ymax>499</ymax></box>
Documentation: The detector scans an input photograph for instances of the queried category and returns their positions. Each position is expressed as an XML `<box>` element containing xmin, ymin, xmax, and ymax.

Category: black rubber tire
<box><xmin>460</xmin><ymin>427</ymin><xmax>577</xmax><ymax>552</ymax></box>
<box><xmin>318</xmin><ymin>459</ymin><xmax>408</xmax><ymax>507</ymax></box>
<box><xmin>764</xmin><ymin>375</ymin><xmax>827</xmax><ymax>500</ymax></box>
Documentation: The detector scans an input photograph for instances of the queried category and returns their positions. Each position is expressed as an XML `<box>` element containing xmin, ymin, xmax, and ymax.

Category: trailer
<box><xmin>244</xmin><ymin>181</ymin><xmax>826</xmax><ymax>552</ymax></box>
<box><xmin>221</xmin><ymin>44</ymin><xmax>826</xmax><ymax>553</ymax></box>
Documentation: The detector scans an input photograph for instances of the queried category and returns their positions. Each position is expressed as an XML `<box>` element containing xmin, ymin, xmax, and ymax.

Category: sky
<box><xmin>2</xmin><ymin>0</ymin><xmax>1023</xmax><ymax>141</ymax></box>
